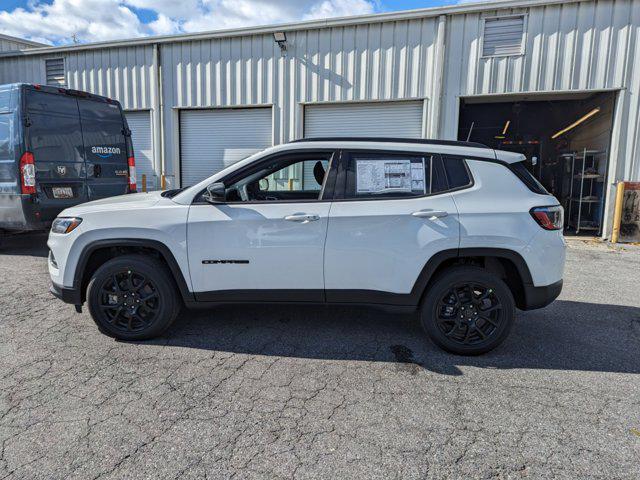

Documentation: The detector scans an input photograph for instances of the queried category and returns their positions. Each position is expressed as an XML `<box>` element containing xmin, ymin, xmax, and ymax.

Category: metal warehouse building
<box><xmin>1</xmin><ymin>0</ymin><xmax>639</xmax><ymax>238</ymax></box>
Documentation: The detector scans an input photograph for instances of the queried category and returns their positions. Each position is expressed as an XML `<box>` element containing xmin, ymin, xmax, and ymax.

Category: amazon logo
<box><xmin>91</xmin><ymin>146</ymin><xmax>121</xmax><ymax>158</ymax></box>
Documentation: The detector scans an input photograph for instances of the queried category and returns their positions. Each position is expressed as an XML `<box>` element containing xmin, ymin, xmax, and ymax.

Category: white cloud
<box><xmin>0</xmin><ymin>0</ymin><xmax>377</xmax><ymax>45</ymax></box>
<box><xmin>0</xmin><ymin>0</ymin><xmax>145</xmax><ymax>45</ymax></box>
<box><xmin>304</xmin><ymin>0</ymin><xmax>375</xmax><ymax>20</ymax></box>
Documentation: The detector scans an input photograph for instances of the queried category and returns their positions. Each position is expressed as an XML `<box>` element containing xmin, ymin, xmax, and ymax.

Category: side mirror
<box><xmin>203</xmin><ymin>182</ymin><xmax>226</xmax><ymax>204</ymax></box>
<box><xmin>259</xmin><ymin>178</ymin><xmax>269</xmax><ymax>191</ymax></box>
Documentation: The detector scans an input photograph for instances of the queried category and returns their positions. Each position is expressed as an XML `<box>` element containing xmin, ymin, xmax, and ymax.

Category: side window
<box><xmin>261</xmin><ymin>158</ymin><xmax>329</xmax><ymax>193</ymax></box>
<box><xmin>223</xmin><ymin>153</ymin><xmax>333</xmax><ymax>202</ymax></box>
<box><xmin>345</xmin><ymin>151</ymin><xmax>440</xmax><ymax>200</ymax></box>
<box><xmin>441</xmin><ymin>156</ymin><xmax>472</xmax><ymax>190</ymax></box>
<box><xmin>0</xmin><ymin>113</ymin><xmax>14</xmax><ymax>193</ymax></box>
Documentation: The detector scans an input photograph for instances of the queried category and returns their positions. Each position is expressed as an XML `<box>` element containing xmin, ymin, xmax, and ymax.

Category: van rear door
<box><xmin>78</xmin><ymin>97</ymin><xmax>130</xmax><ymax>200</ymax></box>
<box><xmin>24</xmin><ymin>86</ymin><xmax>88</xmax><ymax>222</ymax></box>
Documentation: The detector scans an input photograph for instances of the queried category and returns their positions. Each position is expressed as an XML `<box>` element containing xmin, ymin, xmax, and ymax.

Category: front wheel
<box><xmin>87</xmin><ymin>254</ymin><xmax>180</xmax><ymax>340</ymax></box>
<box><xmin>420</xmin><ymin>266</ymin><xmax>516</xmax><ymax>355</ymax></box>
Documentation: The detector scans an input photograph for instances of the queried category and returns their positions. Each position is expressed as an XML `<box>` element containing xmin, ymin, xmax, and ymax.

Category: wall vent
<box><xmin>45</xmin><ymin>58</ymin><xmax>66</xmax><ymax>86</ymax></box>
<box><xmin>482</xmin><ymin>16</ymin><xmax>525</xmax><ymax>57</ymax></box>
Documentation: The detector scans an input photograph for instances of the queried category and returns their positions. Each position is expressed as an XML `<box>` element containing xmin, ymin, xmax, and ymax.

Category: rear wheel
<box><xmin>87</xmin><ymin>254</ymin><xmax>180</xmax><ymax>340</ymax></box>
<box><xmin>420</xmin><ymin>266</ymin><xmax>515</xmax><ymax>355</ymax></box>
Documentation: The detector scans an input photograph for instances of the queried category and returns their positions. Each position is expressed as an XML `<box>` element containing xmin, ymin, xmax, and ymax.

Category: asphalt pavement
<box><xmin>1</xmin><ymin>233</ymin><xmax>639</xmax><ymax>479</ymax></box>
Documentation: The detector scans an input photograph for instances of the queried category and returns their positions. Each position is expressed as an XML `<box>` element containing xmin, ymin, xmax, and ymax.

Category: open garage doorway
<box><xmin>458</xmin><ymin>91</ymin><xmax>616</xmax><ymax>236</ymax></box>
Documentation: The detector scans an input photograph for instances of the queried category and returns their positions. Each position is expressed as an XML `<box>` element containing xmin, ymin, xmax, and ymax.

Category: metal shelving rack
<box><xmin>561</xmin><ymin>149</ymin><xmax>608</xmax><ymax>234</ymax></box>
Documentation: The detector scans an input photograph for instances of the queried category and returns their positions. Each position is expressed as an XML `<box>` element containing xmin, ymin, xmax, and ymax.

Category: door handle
<box><xmin>412</xmin><ymin>209</ymin><xmax>448</xmax><ymax>219</ymax></box>
<box><xmin>284</xmin><ymin>214</ymin><xmax>320</xmax><ymax>223</ymax></box>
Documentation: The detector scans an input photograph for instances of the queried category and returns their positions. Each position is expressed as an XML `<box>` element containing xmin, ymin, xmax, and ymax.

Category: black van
<box><xmin>0</xmin><ymin>83</ymin><xmax>136</xmax><ymax>232</ymax></box>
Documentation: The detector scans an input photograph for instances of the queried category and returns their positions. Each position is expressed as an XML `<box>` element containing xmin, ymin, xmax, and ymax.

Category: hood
<box><xmin>59</xmin><ymin>191</ymin><xmax>165</xmax><ymax>216</ymax></box>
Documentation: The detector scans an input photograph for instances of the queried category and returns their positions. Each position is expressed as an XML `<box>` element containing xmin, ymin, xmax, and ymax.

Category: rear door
<box><xmin>24</xmin><ymin>87</ymin><xmax>88</xmax><ymax>221</ymax></box>
<box><xmin>324</xmin><ymin>149</ymin><xmax>460</xmax><ymax>304</ymax></box>
<box><xmin>78</xmin><ymin>97</ymin><xmax>129</xmax><ymax>200</ymax></box>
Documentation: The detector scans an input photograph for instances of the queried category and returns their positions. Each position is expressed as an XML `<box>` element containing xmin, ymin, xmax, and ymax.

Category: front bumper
<box><xmin>50</xmin><ymin>282</ymin><xmax>82</xmax><ymax>305</ymax></box>
<box><xmin>521</xmin><ymin>279</ymin><xmax>563</xmax><ymax>310</ymax></box>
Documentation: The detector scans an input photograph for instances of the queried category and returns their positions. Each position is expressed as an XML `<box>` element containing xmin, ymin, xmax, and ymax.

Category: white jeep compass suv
<box><xmin>48</xmin><ymin>138</ymin><xmax>565</xmax><ymax>355</ymax></box>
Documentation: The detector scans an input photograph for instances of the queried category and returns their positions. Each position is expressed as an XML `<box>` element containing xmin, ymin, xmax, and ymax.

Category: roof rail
<box><xmin>291</xmin><ymin>137</ymin><xmax>489</xmax><ymax>149</ymax></box>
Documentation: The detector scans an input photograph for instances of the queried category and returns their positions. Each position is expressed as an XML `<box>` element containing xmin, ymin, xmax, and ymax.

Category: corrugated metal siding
<box><xmin>0</xmin><ymin>0</ymin><xmax>637</xmax><ymax>233</ymax></box>
<box><xmin>0</xmin><ymin>39</ymin><xmax>36</xmax><ymax>52</ymax></box>
<box><xmin>161</xmin><ymin>17</ymin><xmax>441</xmax><ymax>185</ymax></box>
<box><xmin>0</xmin><ymin>45</ymin><xmax>155</xmax><ymax>110</ymax></box>
<box><xmin>64</xmin><ymin>46</ymin><xmax>155</xmax><ymax>110</ymax></box>
<box><xmin>441</xmin><ymin>0</ymin><xmax>640</xmax><ymax>182</ymax></box>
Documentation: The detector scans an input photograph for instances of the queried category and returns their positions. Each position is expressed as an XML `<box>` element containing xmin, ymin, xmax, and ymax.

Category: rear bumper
<box><xmin>521</xmin><ymin>280</ymin><xmax>563</xmax><ymax>310</ymax></box>
<box><xmin>50</xmin><ymin>282</ymin><xmax>82</xmax><ymax>305</ymax></box>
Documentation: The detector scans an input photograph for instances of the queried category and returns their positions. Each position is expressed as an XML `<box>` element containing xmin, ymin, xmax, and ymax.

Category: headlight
<box><xmin>51</xmin><ymin>217</ymin><xmax>82</xmax><ymax>234</ymax></box>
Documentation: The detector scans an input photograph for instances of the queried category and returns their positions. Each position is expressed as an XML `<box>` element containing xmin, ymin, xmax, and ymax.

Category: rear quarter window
<box><xmin>440</xmin><ymin>156</ymin><xmax>472</xmax><ymax>190</ymax></box>
<box><xmin>508</xmin><ymin>161</ymin><xmax>549</xmax><ymax>195</ymax></box>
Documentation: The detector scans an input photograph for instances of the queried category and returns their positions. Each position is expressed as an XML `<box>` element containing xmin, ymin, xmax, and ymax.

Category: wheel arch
<box><xmin>413</xmin><ymin>248</ymin><xmax>533</xmax><ymax>309</ymax></box>
<box><xmin>73</xmin><ymin>239</ymin><xmax>194</xmax><ymax>304</ymax></box>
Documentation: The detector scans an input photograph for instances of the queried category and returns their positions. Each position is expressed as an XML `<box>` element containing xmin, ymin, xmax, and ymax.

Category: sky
<box><xmin>0</xmin><ymin>0</ymin><xmax>464</xmax><ymax>46</ymax></box>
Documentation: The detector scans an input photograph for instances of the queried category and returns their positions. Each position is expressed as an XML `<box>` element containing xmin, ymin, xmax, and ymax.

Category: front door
<box><xmin>187</xmin><ymin>150</ymin><xmax>337</xmax><ymax>301</ymax></box>
<box><xmin>324</xmin><ymin>149</ymin><xmax>460</xmax><ymax>304</ymax></box>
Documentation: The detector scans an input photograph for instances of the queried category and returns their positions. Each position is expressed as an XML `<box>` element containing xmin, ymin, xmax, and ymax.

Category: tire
<box><xmin>420</xmin><ymin>266</ymin><xmax>516</xmax><ymax>355</ymax></box>
<box><xmin>87</xmin><ymin>254</ymin><xmax>181</xmax><ymax>340</ymax></box>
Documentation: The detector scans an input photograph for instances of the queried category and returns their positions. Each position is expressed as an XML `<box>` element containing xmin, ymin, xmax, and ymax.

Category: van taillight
<box><xmin>128</xmin><ymin>156</ymin><xmax>137</xmax><ymax>192</ymax></box>
<box><xmin>20</xmin><ymin>152</ymin><xmax>36</xmax><ymax>194</ymax></box>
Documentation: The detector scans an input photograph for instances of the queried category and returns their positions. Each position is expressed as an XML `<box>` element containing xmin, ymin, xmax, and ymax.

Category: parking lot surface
<box><xmin>1</xmin><ymin>234</ymin><xmax>639</xmax><ymax>479</ymax></box>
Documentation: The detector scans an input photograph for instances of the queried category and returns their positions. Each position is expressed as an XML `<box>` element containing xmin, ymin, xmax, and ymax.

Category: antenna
<box><xmin>466</xmin><ymin>122</ymin><xmax>474</xmax><ymax>142</ymax></box>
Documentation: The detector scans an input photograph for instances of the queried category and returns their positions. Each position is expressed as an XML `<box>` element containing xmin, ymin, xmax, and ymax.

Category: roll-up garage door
<box><xmin>125</xmin><ymin>111</ymin><xmax>155</xmax><ymax>191</ymax></box>
<box><xmin>304</xmin><ymin>101</ymin><xmax>424</xmax><ymax>139</ymax></box>
<box><xmin>180</xmin><ymin>108</ymin><xmax>272</xmax><ymax>186</ymax></box>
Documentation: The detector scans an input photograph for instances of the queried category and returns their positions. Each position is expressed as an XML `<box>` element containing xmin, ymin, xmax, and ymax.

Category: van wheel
<box><xmin>420</xmin><ymin>266</ymin><xmax>515</xmax><ymax>355</ymax></box>
<box><xmin>87</xmin><ymin>254</ymin><xmax>180</xmax><ymax>340</ymax></box>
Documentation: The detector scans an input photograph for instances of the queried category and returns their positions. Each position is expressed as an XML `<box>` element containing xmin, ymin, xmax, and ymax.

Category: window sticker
<box><xmin>356</xmin><ymin>158</ymin><xmax>425</xmax><ymax>194</ymax></box>
<box><xmin>411</xmin><ymin>162</ymin><xmax>425</xmax><ymax>192</ymax></box>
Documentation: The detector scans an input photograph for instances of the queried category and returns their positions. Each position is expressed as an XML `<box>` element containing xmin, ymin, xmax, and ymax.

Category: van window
<box><xmin>25</xmin><ymin>90</ymin><xmax>84</xmax><ymax>163</ymax></box>
<box><xmin>78</xmin><ymin>98</ymin><xmax>123</xmax><ymax>121</ymax></box>
<box><xmin>0</xmin><ymin>115</ymin><xmax>11</xmax><ymax>159</ymax></box>
<box><xmin>78</xmin><ymin>98</ymin><xmax>126</xmax><ymax>164</ymax></box>
<box><xmin>0</xmin><ymin>114</ymin><xmax>15</xmax><ymax>193</ymax></box>
<box><xmin>26</xmin><ymin>89</ymin><xmax>78</xmax><ymax>115</ymax></box>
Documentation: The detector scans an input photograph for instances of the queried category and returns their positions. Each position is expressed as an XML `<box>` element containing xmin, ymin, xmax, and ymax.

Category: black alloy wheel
<box><xmin>421</xmin><ymin>266</ymin><xmax>515</xmax><ymax>355</ymax></box>
<box><xmin>435</xmin><ymin>282</ymin><xmax>503</xmax><ymax>346</ymax></box>
<box><xmin>87</xmin><ymin>255</ymin><xmax>180</xmax><ymax>340</ymax></box>
<box><xmin>97</xmin><ymin>269</ymin><xmax>161</xmax><ymax>334</ymax></box>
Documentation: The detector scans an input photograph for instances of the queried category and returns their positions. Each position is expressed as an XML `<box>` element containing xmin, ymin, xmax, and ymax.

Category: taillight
<box><xmin>127</xmin><ymin>156</ymin><xmax>137</xmax><ymax>192</ymax></box>
<box><xmin>530</xmin><ymin>205</ymin><xmax>564</xmax><ymax>230</ymax></box>
<box><xmin>20</xmin><ymin>152</ymin><xmax>36</xmax><ymax>194</ymax></box>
